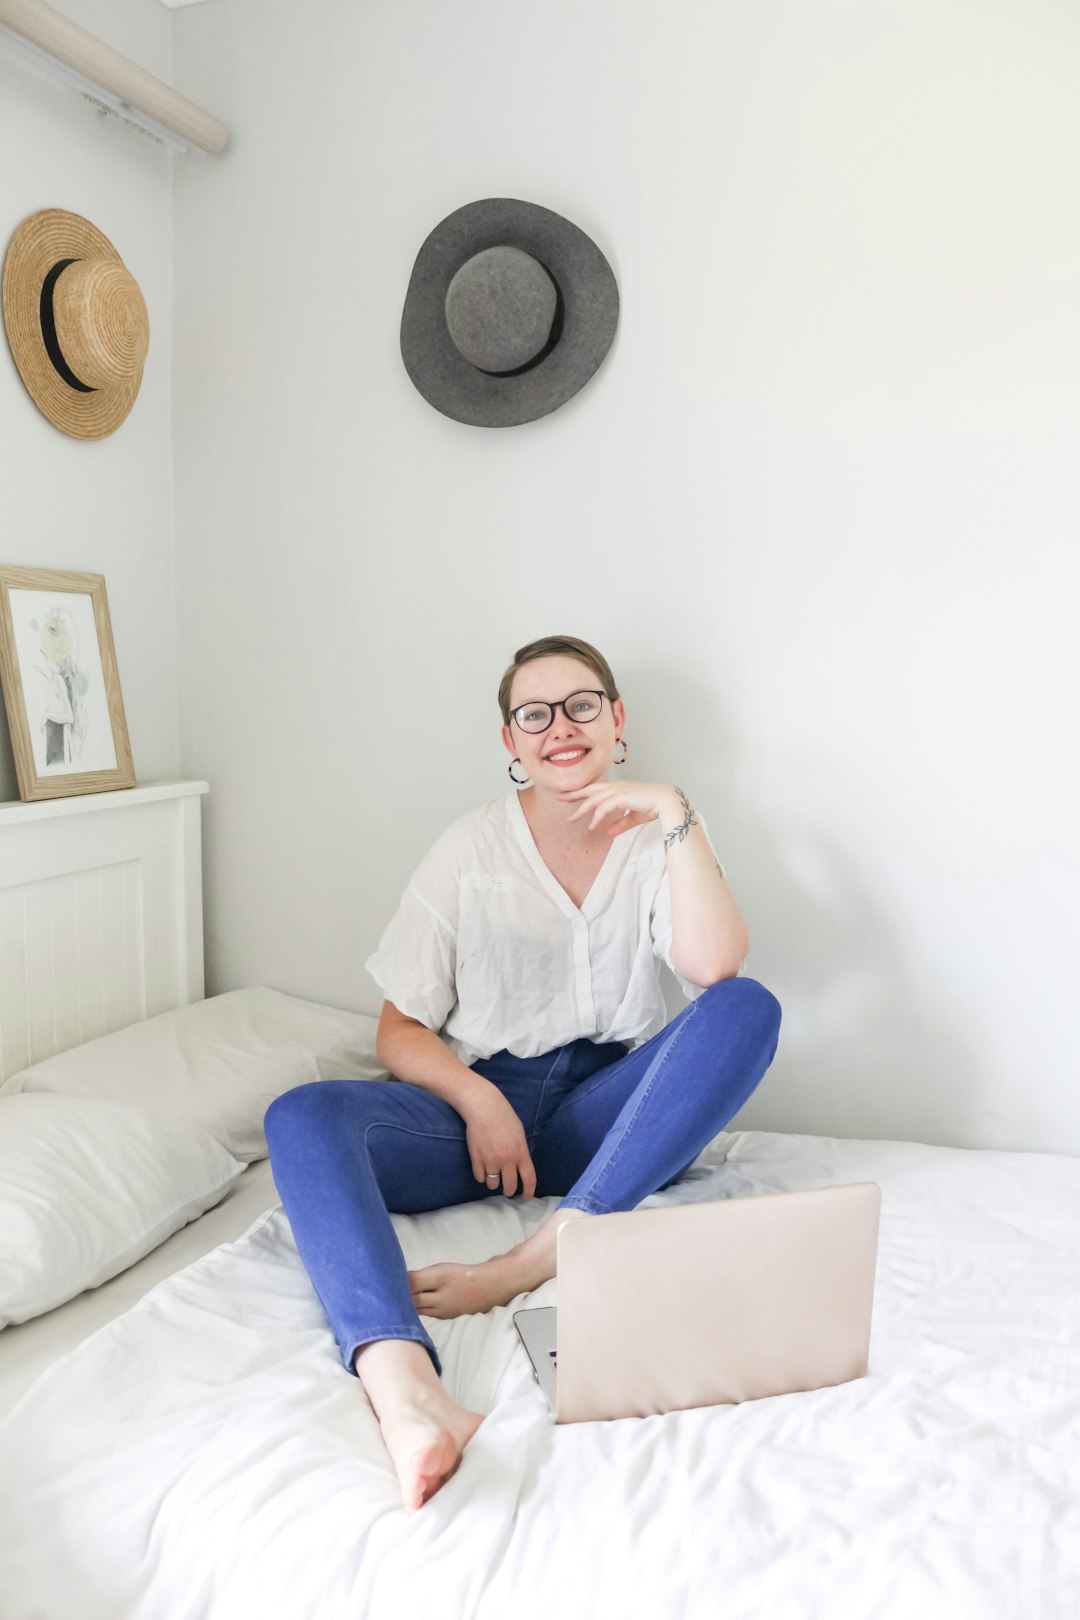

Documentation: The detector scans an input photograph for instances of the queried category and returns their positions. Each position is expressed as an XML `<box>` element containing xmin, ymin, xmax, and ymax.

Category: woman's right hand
<box><xmin>459</xmin><ymin>1082</ymin><xmax>538</xmax><ymax>1200</ymax></box>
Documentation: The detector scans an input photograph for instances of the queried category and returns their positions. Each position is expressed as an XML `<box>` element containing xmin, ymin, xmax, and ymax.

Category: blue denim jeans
<box><xmin>265</xmin><ymin>976</ymin><xmax>782</xmax><ymax>1377</ymax></box>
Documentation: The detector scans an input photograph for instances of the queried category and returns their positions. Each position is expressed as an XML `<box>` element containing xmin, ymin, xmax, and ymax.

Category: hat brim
<box><xmin>400</xmin><ymin>198</ymin><xmax>619</xmax><ymax>428</ymax></box>
<box><xmin>2</xmin><ymin>209</ymin><xmax>143</xmax><ymax>441</ymax></box>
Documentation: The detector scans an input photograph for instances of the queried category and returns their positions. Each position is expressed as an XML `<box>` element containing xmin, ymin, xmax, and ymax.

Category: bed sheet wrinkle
<box><xmin>1</xmin><ymin>1130</ymin><xmax>1079</xmax><ymax>1620</ymax></box>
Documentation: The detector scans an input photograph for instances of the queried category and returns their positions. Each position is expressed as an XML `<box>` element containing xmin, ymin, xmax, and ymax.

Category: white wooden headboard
<box><xmin>0</xmin><ymin>779</ymin><xmax>208</xmax><ymax>1083</ymax></box>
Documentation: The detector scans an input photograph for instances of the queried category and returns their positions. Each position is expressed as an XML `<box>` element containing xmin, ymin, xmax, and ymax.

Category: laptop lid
<box><xmin>513</xmin><ymin>1304</ymin><xmax>558</xmax><ymax>1410</ymax></box>
<box><xmin>553</xmin><ymin>1181</ymin><xmax>881</xmax><ymax>1424</ymax></box>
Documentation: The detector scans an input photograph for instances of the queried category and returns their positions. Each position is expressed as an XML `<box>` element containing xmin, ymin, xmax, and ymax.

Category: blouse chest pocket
<box><xmin>457</xmin><ymin>874</ymin><xmax>517</xmax><ymax>940</ymax></box>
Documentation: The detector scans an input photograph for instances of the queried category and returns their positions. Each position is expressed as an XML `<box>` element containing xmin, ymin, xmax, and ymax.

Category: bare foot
<box><xmin>408</xmin><ymin>1253</ymin><xmax>537</xmax><ymax>1318</ymax></box>
<box><xmin>409</xmin><ymin>1208</ymin><xmax>587</xmax><ymax>1320</ymax></box>
<box><xmin>354</xmin><ymin>1340</ymin><xmax>485</xmax><ymax>1513</ymax></box>
<box><xmin>378</xmin><ymin>1395</ymin><xmax>484</xmax><ymax>1514</ymax></box>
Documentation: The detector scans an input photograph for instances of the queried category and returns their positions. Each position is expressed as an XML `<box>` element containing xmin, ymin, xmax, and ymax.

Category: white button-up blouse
<box><xmin>365</xmin><ymin>790</ymin><xmax>726</xmax><ymax>1068</ymax></box>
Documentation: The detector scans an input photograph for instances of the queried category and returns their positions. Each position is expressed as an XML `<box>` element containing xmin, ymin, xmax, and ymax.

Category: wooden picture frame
<box><xmin>0</xmin><ymin>565</ymin><xmax>135</xmax><ymax>802</ymax></box>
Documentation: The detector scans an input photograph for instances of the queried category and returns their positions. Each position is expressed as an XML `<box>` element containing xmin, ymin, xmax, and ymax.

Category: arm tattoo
<box><xmin>663</xmin><ymin>787</ymin><xmax>699</xmax><ymax>853</ymax></box>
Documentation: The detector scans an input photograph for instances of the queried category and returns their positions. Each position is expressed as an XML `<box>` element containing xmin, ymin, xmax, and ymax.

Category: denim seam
<box><xmin>558</xmin><ymin>1194</ymin><xmax>615</xmax><ymax>1216</ymax></box>
<box><xmin>550</xmin><ymin>1033</ymin><xmax>667</xmax><ymax>1113</ymax></box>
<box><xmin>545</xmin><ymin>1047</ymin><xmax>567</xmax><ymax>1081</ymax></box>
<box><xmin>568</xmin><ymin>996</ymin><xmax>702</xmax><ymax>1205</ymax></box>
<box><xmin>540</xmin><ymin>1043</ymin><xmax>568</xmax><ymax>1100</ymax></box>
<box><xmin>361</xmin><ymin>1121</ymin><xmax>465</xmax><ymax>1145</ymax></box>
<box><xmin>530</xmin><ymin>1073</ymin><xmax>552</xmax><ymax>1142</ymax></box>
<box><xmin>352</xmin><ymin>1323</ymin><xmax>434</xmax><ymax>1337</ymax></box>
<box><xmin>360</xmin><ymin>1119</ymin><xmax>502</xmax><ymax>1202</ymax></box>
<box><xmin>519</xmin><ymin>1042</ymin><xmax>569</xmax><ymax>1144</ymax></box>
<box><xmin>346</xmin><ymin>1326</ymin><xmax>439</xmax><ymax>1377</ymax></box>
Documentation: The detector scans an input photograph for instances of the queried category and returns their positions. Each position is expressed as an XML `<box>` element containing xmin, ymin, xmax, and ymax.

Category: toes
<box><xmin>410</xmin><ymin>1284</ymin><xmax>443</xmax><ymax>1317</ymax></box>
<box><xmin>408</xmin><ymin>1438</ymin><xmax>459</xmax><ymax>1509</ymax></box>
<box><xmin>418</xmin><ymin>1436</ymin><xmax>455</xmax><ymax>1479</ymax></box>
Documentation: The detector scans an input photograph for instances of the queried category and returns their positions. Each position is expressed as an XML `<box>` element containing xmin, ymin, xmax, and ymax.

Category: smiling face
<box><xmin>501</xmin><ymin>654</ymin><xmax>626</xmax><ymax>794</ymax></box>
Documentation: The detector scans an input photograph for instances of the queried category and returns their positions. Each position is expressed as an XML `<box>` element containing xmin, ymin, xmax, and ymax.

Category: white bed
<box><xmin>0</xmin><ymin>781</ymin><xmax>375</xmax><ymax>1413</ymax></box>
<box><xmin>0</xmin><ymin>779</ymin><xmax>213</xmax><ymax>1410</ymax></box>
<box><xmin>1</xmin><ymin>785</ymin><xmax>1078</xmax><ymax>1620</ymax></box>
<box><xmin>0</xmin><ymin>1155</ymin><xmax>278</xmax><ymax>1410</ymax></box>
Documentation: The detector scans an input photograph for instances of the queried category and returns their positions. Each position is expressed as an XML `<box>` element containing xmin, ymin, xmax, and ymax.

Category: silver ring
<box><xmin>485</xmin><ymin>1172</ymin><xmax>499</xmax><ymax>1182</ymax></box>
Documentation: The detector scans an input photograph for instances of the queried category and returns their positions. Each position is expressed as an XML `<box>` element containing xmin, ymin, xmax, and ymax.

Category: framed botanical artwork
<box><xmin>0</xmin><ymin>565</ymin><xmax>135</xmax><ymax>802</ymax></box>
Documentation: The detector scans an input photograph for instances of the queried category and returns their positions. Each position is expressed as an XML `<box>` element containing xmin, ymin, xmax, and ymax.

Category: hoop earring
<box><xmin>508</xmin><ymin>758</ymin><xmax>530</xmax><ymax>785</ymax></box>
<box><xmin>613</xmin><ymin>738</ymin><xmax>629</xmax><ymax>765</ymax></box>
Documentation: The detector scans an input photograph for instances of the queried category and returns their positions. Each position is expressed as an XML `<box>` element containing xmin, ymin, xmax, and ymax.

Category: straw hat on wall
<box><xmin>2</xmin><ymin>208</ymin><xmax>149</xmax><ymax>440</ymax></box>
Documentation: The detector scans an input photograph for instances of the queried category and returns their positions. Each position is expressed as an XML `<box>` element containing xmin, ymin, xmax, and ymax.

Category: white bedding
<box><xmin>0</xmin><ymin>1159</ymin><xmax>278</xmax><ymax>1413</ymax></box>
<box><xmin>1</xmin><ymin>1131</ymin><xmax>1077</xmax><ymax>1620</ymax></box>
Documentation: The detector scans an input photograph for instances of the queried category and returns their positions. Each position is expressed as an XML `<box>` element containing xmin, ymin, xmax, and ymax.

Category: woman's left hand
<box><xmin>558</xmin><ymin>780</ymin><xmax>681</xmax><ymax>838</ymax></box>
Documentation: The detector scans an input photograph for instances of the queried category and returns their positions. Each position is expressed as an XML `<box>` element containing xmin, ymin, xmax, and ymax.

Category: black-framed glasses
<box><xmin>511</xmin><ymin>690</ymin><xmax>607</xmax><ymax>735</ymax></box>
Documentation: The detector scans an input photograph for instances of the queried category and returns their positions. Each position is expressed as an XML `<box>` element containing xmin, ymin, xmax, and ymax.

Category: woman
<box><xmin>265</xmin><ymin>635</ymin><xmax>782</xmax><ymax>1514</ymax></box>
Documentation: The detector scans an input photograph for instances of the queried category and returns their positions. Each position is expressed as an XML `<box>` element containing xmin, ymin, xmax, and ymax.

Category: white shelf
<box><xmin>0</xmin><ymin>778</ymin><xmax>209</xmax><ymax>827</ymax></box>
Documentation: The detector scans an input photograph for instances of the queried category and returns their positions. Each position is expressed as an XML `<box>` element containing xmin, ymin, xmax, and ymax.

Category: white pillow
<box><xmin>0</xmin><ymin>987</ymin><xmax>386</xmax><ymax>1164</ymax></box>
<box><xmin>0</xmin><ymin>1093</ymin><xmax>244</xmax><ymax>1329</ymax></box>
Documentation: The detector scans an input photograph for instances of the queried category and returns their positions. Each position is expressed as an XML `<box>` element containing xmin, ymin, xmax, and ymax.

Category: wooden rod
<box><xmin>0</xmin><ymin>0</ymin><xmax>228</xmax><ymax>154</ymax></box>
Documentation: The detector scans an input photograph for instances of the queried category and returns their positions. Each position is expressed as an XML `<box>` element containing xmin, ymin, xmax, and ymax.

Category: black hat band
<box><xmin>39</xmin><ymin>260</ymin><xmax>96</xmax><ymax>394</ymax></box>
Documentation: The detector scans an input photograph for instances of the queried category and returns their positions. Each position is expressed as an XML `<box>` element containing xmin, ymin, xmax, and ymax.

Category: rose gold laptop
<box><xmin>513</xmin><ymin>1182</ymin><xmax>881</xmax><ymax>1423</ymax></box>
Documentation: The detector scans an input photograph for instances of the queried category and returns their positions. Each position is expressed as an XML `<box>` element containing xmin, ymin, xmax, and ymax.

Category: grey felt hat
<box><xmin>400</xmin><ymin>198</ymin><xmax>619</xmax><ymax>428</ymax></box>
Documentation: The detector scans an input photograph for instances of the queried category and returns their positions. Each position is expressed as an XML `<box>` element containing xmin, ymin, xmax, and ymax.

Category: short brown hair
<box><xmin>498</xmin><ymin>636</ymin><xmax>620</xmax><ymax>725</ymax></box>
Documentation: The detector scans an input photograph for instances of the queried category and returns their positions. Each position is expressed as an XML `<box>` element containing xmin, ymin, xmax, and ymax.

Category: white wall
<box><xmin>0</xmin><ymin>0</ymin><xmax>179</xmax><ymax>801</ymax></box>
<box><xmin>172</xmin><ymin>0</ymin><xmax>1080</xmax><ymax>1155</ymax></box>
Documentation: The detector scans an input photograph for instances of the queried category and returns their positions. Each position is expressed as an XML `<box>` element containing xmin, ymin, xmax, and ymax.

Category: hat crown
<box><xmin>444</xmin><ymin>245</ymin><xmax>556</xmax><ymax>374</ymax></box>
<box><xmin>51</xmin><ymin>259</ymin><xmax>149</xmax><ymax>389</ymax></box>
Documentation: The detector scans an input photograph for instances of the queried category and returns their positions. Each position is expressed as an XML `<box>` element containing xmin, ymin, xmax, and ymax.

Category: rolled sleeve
<box><xmin>365</xmin><ymin>834</ymin><xmax>462</xmax><ymax>1034</ymax></box>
